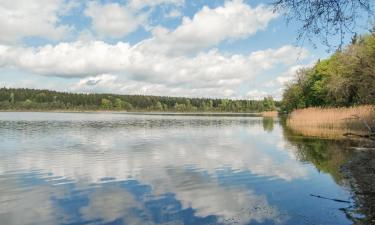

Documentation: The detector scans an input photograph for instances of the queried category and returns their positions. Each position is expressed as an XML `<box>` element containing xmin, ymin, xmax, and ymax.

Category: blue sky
<box><xmin>0</xmin><ymin>0</ymin><xmax>370</xmax><ymax>99</ymax></box>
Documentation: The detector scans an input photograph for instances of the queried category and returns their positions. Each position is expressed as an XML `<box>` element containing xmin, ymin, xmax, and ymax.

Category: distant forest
<box><xmin>0</xmin><ymin>88</ymin><xmax>277</xmax><ymax>112</ymax></box>
<box><xmin>281</xmin><ymin>31</ymin><xmax>375</xmax><ymax>112</ymax></box>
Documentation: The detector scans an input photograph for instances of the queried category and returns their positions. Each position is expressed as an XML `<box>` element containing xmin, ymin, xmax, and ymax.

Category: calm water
<box><xmin>0</xmin><ymin>112</ymin><xmax>357</xmax><ymax>225</ymax></box>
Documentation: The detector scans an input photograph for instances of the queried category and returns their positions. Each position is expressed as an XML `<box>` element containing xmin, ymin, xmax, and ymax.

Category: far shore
<box><xmin>0</xmin><ymin>110</ymin><xmax>263</xmax><ymax>116</ymax></box>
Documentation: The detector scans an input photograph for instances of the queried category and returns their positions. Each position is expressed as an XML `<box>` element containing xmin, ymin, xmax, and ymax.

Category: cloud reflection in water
<box><xmin>0</xmin><ymin>113</ymin><xmax>312</xmax><ymax>225</ymax></box>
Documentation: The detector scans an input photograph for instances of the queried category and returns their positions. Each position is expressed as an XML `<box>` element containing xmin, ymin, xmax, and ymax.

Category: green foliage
<box><xmin>101</xmin><ymin>98</ymin><xmax>113</xmax><ymax>109</ymax></box>
<box><xmin>114</xmin><ymin>98</ymin><xmax>133</xmax><ymax>110</ymax></box>
<box><xmin>262</xmin><ymin>97</ymin><xmax>276</xmax><ymax>111</ymax></box>
<box><xmin>9</xmin><ymin>92</ymin><xmax>14</xmax><ymax>104</ymax></box>
<box><xmin>0</xmin><ymin>88</ymin><xmax>277</xmax><ymax>112</ymax></box>
<box><xmin>281</xmin><ymin>84</ymin><xmax>305</xmax><ymax>112</ymax></box>
<box><xmin>154</xmin><ymin>101</ymin><xmax>163</xmax><ymax>111</ymax></box>
<box><xmin>281</xmin><ymin>32</ymin><xmax>375</xmax><ymax>112</ymax></box>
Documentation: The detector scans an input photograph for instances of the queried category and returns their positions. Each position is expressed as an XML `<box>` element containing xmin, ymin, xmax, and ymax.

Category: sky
<box><xmin>0</xmin><ymin>0</ymin><xmax>370</xmax><ymax>100</ymax></box>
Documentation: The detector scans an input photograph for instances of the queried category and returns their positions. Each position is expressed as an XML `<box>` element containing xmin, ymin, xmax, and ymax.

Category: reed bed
<box><xmin>287</xmin><ymin>105</ymin><xmax>375</xmax><ymax>138</ymax></box>
<box><xmin>261</xmin><ymin>111</ymin><xmax>278</xmax><ymax>118</ymax></box>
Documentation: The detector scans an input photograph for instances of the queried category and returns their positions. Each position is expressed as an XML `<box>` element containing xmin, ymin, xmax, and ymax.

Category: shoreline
<box><xmin>0</xmin><ymin>110</ymin><xmax>263</xmax><ymax>116</ymax></box>
<box><xmin>286</xmin><ymin>106</ymin><xmax>375</xmax><ymax>139</ymax></box>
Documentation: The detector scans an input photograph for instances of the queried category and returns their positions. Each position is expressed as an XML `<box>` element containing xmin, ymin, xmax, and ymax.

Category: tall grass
<box><xmin>287</xmin><ymin>105</ymin><xmax>375</xmax><ymax>138</ymax></box>
<box><xmin>261</xmin><ymin>111</ymin><xmax>278</xmax><ymax>118</ymax></box>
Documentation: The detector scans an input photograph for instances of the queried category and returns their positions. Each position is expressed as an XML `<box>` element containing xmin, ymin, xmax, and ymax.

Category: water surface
<box><xmin>0</xmin><ymin>112</ymin><xmax>357</xmax><ymax>225</ymax></box>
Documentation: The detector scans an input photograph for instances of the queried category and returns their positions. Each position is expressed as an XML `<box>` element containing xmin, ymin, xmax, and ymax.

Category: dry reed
<box><xmin>261</xmin><ymin>111</ymin><xmax>278</xmax><ymax>118</ymax></box>
<box><xmin>287</xmin><ymin>105</ymin><xmax>375</xmax><ymax>138</ymax></box>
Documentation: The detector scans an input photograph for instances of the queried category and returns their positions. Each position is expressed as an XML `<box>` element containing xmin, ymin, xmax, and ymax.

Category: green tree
<box><xmin>281</xmin><ymin>84</ymin><xmax>305</xmax><ymax>112</ymax></box>
<box><xmin>219</xmin><ymin>99</ymin><xmax>229</xmax><ymax>111</ymax></box>
<box><xmin>262</xmin><ymin>97</ymin><xmax>276</xmax><ymax>111</ymax></box>
<box><xmin>122</xmin><ymin>101</ymin><xmax>133</xmax><ymax>111</ymax></box>
<box><xmin>281</xmin><ymin>31</ymin><xmax>375</xmax><ymax>111</ymax></box>
<box><xmin>101</xmin><ymin>98</ymin><xmax>113</xmax><ymax>109</ymax></box>
<box><xmin>0</xmin><ymin>87</ymin><xmax>278</xmax><ymax>112</ymax></box>
<box><xmin>114</xmin><ymin>98</ymin><xmax>124</xmax><ymax>109</ymax></box>
<box><xmin>154</xmin><ymin>101</ymin><xmax>163</xmax><ymax>111</ymax></box>
<box><xmin>9</xmin><ymin>92</ymin><xmax>14</xmax><ymax>104</ymax></box>
<box><xmin>174</xmin><ymin>103</ymin><xmax>186</xmax><ymax>112</ymax></box>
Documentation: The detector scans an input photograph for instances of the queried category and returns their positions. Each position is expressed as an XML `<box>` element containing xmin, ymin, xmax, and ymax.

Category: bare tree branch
<box><xmin>273</xmin><ymin>0</ymin><xmax>375</xmax><ymax>51</ymax></box>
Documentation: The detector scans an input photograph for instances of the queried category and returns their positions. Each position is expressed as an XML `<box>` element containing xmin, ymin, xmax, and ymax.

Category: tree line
<box><xmin>0</xmin><ymin>88</ymin><xmax>277</xmax><ymax>112</ymax></box>
<box><xmin>281</xmin><ymin>30</ymin><xmax>375</xmax><ymax>112</ymax></box>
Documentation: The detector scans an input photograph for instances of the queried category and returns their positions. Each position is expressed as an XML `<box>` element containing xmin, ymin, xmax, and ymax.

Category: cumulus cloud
<box><xmin>0</xmin><ymin>41</ymin><xmax>131</xmax><ymax>77</ymax></box>
<box><xmin>165</xmin><ymin>8</ymin><xmax>182</xmax><ymax>18</ymax></box>
<box><xmin>249</xmin><ymin>46</ymin><xmax>309</xmax><ymax>70</ymax></box>
<box><xmin>137</xmin><ymin>0</ymin><xmax>279</xmax><ymax>55</ymax></box>
<box><xmin>275</xmin><ymin>64</ymin><xmax>311</xmax><ymax>87</ymax></box>
<box><xmin>83</xmin><ymin>0</ymin><xmax>186</xmax><ymax>39</ymax></box>
<box><xmin>84</xmin><ymin>2</ymin><xmax>147</xmax><ymax>39</ymax></box>
<box><xmin>0</xmin><ymin>0</ymin><xmax>74</xmax><ymax>44</ymax></box>
<box><xmin>261</xmin><ymin>60</ymin><xmax>315</xmax><ymax>97</ymax></box>
<box><xmin>0</xmin><ymin>0</ymin><xmax>309</xmax><ymax>98</ymax></box>
<box><xmin>0</xmin><ymin>41</ymin><xmax>307</xmax><ymax>80</ymax></box>
<box><xmin>245</xmin><ymin>89</ymin><xmax>270</xmax><ymax>100</ymax></box>
<box><xmin>78</xmin><ymin>74</ymin><xmax>117</xmax><ymax>86</ymax></box>
<box><xmin>72</xmin><ymin>74</ymin><xmax>241</xmax><ymax>98</ymax></box>
<box><xmin>128</xmin><ymin>0</ymin><xmax>184</xmax><ymax>10</ymax></box>
<box><xmin>0</xmin><ymin>40</ymin><xmax>308</xmax><ymax>98</ymax></box>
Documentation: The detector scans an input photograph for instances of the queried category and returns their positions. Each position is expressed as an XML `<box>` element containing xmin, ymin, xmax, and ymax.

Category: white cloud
<box><xmin>245</xmin><ymin>90</ymin><xmax>270</xmax><ymax>100</ymax></box>
<box><xmin>0</xmin><ymin>0</ymin><xmax>73</xmax><ymax>44</ymax></box>
<box><xmin>261</xmin><ymin>62</ymin><xmax>315</xmax><ymax>99</ymax></box>
<box><xmin>249</xmin><ymin>46</ymin><xmax>308</xmax><ymax>70</ymax></box>
<box><xmin>72</xmin><ymin>75</ymin><xmax>241</xmax><ymax>98</ymax></box>
<box><xmin>77</xmin><ymin>74</ymin><xmax>117</xmax><ymax>86</ymax></box>
<box><xmin>0</xmin><ymin>0</ymin><xmax>309</xmax><ymax>99</ymax></box>
<box><xmin>84</xmin><ymin>0</ymin><xmax>186</xmax><ymax>39</ymax></box>
<box><xmin>0</xmin><ymin>41</ymin><xmax>131</xmax><ymax>77</ymax></box>
<box><xmin>0</xmin><ymin>40</ymin><xmax>308</xmax><ymax>98</ymax></box>
<box><xmin>84</xmin><ymin>2</ymin><xmax>146</xmax><ymax>39</ymax></box>
<box><xmin>128</xmin><ymin>0</ymin><xmax>184</xmax><ymax>10</ymax></box>
<box><xmin>136</xmin><ymin>0</ymin><xmax>279</xmax><ymax>55</ymax></box>
<box><xmin>165</xmin><ymin>8</ymin><xmax>182</xmax><ymax>18</ymax></box>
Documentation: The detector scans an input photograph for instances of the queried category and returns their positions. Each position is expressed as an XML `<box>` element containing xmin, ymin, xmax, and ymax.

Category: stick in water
<box><xmin>310</xmin><ymin>194</ymin><xmax>351</xmax><ymax>203</ymax></box>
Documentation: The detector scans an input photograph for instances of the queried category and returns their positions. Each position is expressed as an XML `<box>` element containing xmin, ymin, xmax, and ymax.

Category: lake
<box><xmin>0</xmin><ymin>112</ymin><xmax>359</xmax><ymax>225</ymax></box>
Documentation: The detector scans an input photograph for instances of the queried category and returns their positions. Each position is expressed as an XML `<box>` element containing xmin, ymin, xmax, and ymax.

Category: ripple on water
<box><xmin>0</xmin><ymin>112</ymin><xmax>358</xmax><ymax>225</ymax></box>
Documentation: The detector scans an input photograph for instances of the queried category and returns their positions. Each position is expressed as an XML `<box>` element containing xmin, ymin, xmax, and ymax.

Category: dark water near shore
<box><xmin>0</xmin><ymin>112</ymin><xmax>359</xmax><ymax>225</ymax></box>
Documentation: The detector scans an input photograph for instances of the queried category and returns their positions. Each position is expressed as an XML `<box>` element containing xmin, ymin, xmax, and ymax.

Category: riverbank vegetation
<box><xmin>281</xmin><ymin>31</ymin><xmax>375</xmax><ymax>138</ymax></box>
<box><xmin>281</xmin><ymin>31</ymin><xmax>375</xmax><ymax>113</ymax></box>
<box><xmin>0</xmin><ymin>88</ymin><xmax>277</xmax><ymax>113</ymax></box>
<box><xmin>261</xmin><ymin>111</ymin><xmax>278</xmax><ymax>118</ymax></box>
<box><xmin>287</xmin><ymin>106</ymin><xmax>375</xmax><ymax>138</ymax></box>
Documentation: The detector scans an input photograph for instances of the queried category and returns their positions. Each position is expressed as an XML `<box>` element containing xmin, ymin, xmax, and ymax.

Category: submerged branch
<box><xmin>310</xmin><ymin>194</ymin><xmax>351</xmax><ymax>203</ymax></box>
<box><xmin>343</xmin><ymin>132</ymin><xmax>375</xmax><ymax>139</ymax></box>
